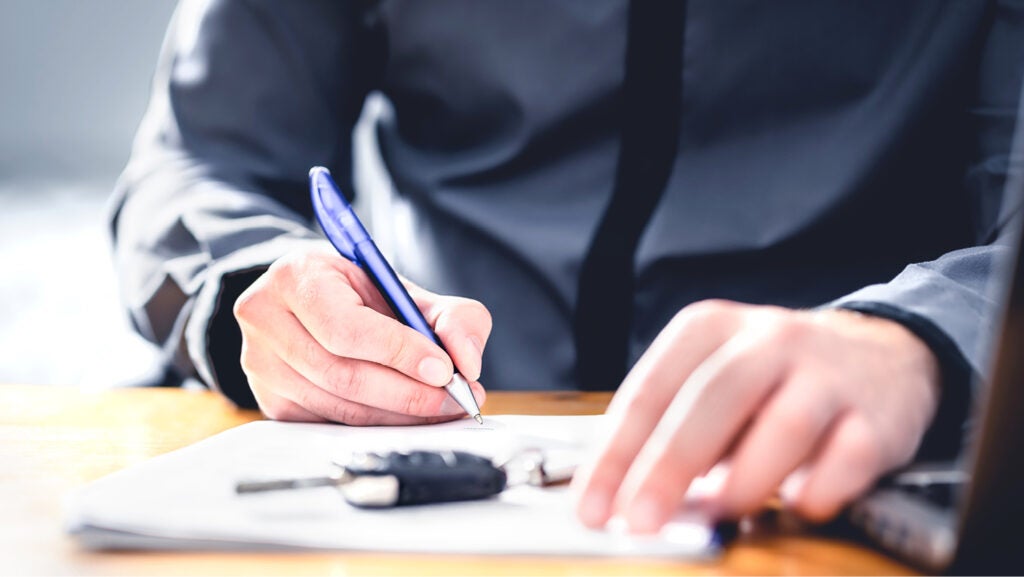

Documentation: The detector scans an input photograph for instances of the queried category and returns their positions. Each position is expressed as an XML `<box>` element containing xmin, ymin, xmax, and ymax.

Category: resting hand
<box><xmin>233</xmin><ymin>244</ymin><xmax>490</xmax><ymax>425</ymax></box>
<box><xmin>573</xmin><ymin>300</ymin><xmax>940</xmax><ymax>532</ymax></box>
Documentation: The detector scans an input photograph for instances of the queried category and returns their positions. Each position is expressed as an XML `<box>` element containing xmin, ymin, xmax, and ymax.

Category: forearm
<box><xmin>109</xmin><ymin>0</ymin><xmax>375</xmax><ymax>400</ymax></box>
<box><xmin>829</xmin><ymin>236</ymin><xmax>1017</xmax><ymax>459</ymax></box>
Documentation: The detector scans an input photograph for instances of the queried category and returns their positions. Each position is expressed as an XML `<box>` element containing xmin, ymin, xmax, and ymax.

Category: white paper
<box><xmin>66</xmin><ymin>416</ymin><xmax>718</xmax><ymax>557</ymax></box>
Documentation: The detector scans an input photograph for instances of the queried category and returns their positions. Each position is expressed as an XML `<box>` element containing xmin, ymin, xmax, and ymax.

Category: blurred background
<box><xmin>0</xmin><ymin>1</ymin><xmax>177</xmax><ymax>387</ymax></box>
<box><xmin>0</xmin><ymin>0</ymin><xmax>390</xmax><ymax>388</ymax></box>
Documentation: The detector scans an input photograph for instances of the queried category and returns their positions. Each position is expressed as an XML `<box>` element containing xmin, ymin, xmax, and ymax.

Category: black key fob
<box><xmin>339</xmin><ymin>450</ymin><xmax>507</xmax><ymax>508</ymax></box>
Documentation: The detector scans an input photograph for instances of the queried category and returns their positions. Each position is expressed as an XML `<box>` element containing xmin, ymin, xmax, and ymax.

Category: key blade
<box><xmin>235</xmin><ymin>476</ymin><xmax>343</xmax><ymax>494</ymax></box>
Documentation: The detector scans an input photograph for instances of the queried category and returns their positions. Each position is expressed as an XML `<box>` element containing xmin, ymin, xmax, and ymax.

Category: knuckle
<box><xmin>298</xmin><ymin>337</ymin><xmax>322</xmax><ymax>368</ymax></box>
<box><xmin>341</xmin><ymin>363</ymin><xmax>368</xmax><ymax>400</ymax></box>
<box><xmin>327</xmin><ymin>399</ymin><xmax>360</xmax><ymax>425</ymax></box>
<box><xmin>293</xmin><ymin>273</ymin><xmax>321</xmax><ymax>312</ymax></box>
<box><xmin>673</xmin><ymin>299</ymin><xmax>735</xmax><ymax>332</ymax></box>
<box><xmin>323</xmin><ymin>320</ymin><xmax>358</xmax><ymax>355</ymax></box>
<box><xmin>759</xmin><ymin>317</ymin><xmax>805</xmax><ymax>346</ymax></box>
<box><xmin>395</xmin><ymin>393</ymin><xmax>417</xmax><ymax>417</ymax></box>
<box><xmin>311</xmin><ymin>308</ymin><xmax>361</xmax><ymax>357</ymax></box>
<box><xmin>396</xmin><ymin>389</ymin><xmax>435</xmax><ymax>417</ymax></box>
<box><xmin>281</xmin><ymin>334</ymin><xmax>304</xmax><ymax>365</ymax></box>
<box><xmin>270</xmin><ymin>253</ymin><xmax>303</xmax><ymax>285</ymax></box>
<box><xmin>294</xmin><ymin>386</ymin><xmax>353</xmax><ymax>424</ymax></box>
<box><xmin>322</xmin><ymin>358</ymin><xmax>357</xmax><ymax>394</ymax></box>
<box><xmin>383</xmin><ymin>330</ymin><xmax>414</xmax><ymax>371</ymax></box>
<box><xmin>333</xmin><ymin>402</ymin><xmax>371</xmax><ymax>426</ymax></box>
<box><xmin>233</xmin><ymin>285</ymin><xmax>262</xmax><ymax>323</ymax></box>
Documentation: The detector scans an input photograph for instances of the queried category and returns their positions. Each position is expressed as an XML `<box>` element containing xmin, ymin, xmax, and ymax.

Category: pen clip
<box><xmin>310</xmin><ymin>167</ymin><xmax>358</xmax><ymax>262</ymax></box>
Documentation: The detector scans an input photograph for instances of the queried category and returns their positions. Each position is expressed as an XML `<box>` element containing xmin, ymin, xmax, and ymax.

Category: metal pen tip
<box><xmin>473</xmin><ymin>414</ymin><xmax>484</xmax><ymax>425</ymax></box>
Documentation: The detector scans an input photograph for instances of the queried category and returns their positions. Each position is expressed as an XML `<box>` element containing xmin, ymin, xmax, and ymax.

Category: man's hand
<box><xmin>233</xmin><ymin>244</ymin><xmax>491</xmax><ymax>425</ymax></box>
<box><xmin>573</xmin><ymin>300</ymin><xmax>941</xmax><ymax>532</ymax></box>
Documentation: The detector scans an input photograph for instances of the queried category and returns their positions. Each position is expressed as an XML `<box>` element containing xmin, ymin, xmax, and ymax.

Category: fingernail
<box><xmin>578</xmin><ymin>489</ymin><xmax>612</xmax><ymax>528</ymax></box>
<box><xmin>418</xmin><ymin>357</ymin><xmax>450</xmax><ymax>386</ymax></box>
<box><xmin>627</xmin><ymin>497</ymin><xmax>667</xmax><ymax>534</ymax></box>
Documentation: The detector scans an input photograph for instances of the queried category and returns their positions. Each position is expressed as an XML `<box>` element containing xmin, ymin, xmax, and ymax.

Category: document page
<box><xmin>67</xmin><ymin>416</ymin><xmax>718</xmax><ymax>557</ymax></box>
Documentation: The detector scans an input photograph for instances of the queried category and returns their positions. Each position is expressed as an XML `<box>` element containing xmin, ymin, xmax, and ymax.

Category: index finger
<box><xmin>413</xmin><ymin>290</ymin><xmax>493</xmax><ymax>382</ymax></box>
<box><xmin>573</xmin><ymin>301</ymin><xmax>742</xmax><ymax>528</ymax></box>
<box><xmin>284</xmin><ymin>264</ymin><xmax>455</xmax><ymax>388</ymax></box>
<box><xmin>614</xmin><ymin>324</ymin><xmax>792</xmax><ymax>533</ymax></box>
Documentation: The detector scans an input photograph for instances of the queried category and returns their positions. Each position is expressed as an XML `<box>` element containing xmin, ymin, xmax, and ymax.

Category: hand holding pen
<box><xmin>232</xmin><ymin>169</ymin><xmax>489</xmax><ymax>425</ymax></box>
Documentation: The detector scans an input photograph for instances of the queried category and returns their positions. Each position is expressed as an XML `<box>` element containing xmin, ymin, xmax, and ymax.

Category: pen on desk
<box><xmin>309</xmin><ymin>166</ymin><xmax>483</xmax><ymax>424</ymax></box>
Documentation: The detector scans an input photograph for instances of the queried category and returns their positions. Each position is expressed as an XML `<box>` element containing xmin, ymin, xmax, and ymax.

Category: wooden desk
<box><xmin>0</xmin><ymin>385</ymin><xmax>915</xmax><ymax>576</ymax></box>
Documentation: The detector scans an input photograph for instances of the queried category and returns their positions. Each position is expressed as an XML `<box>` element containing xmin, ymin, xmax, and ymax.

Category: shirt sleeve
<box><xmin>108</xmin><ymin>0</ymin><xmax>380</xmax><ymax>406</ymax></box>
<box><xmin>830</xmin><ymin>1</ymin><xmax>1024</xmax><ymax>459</ymax></box>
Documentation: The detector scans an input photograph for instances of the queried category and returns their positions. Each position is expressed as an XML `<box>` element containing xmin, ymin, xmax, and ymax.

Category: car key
<box><xmin>236</xmin><ymin>450</ymin><xmax>508</xmax><ymax>508</ymax></box>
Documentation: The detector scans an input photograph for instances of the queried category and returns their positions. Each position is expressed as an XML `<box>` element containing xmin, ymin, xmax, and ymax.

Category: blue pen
<box><xmin>309</xmin><ymin>167</ymin><xmax>483</xmax><ymax>424</ymax></box>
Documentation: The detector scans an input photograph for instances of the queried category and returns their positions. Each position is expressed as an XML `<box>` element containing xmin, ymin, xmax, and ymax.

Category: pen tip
<box><xmin>474</xmin><ymin>414</ymin><xmax>484</xmax><ymax>425</ymax></box>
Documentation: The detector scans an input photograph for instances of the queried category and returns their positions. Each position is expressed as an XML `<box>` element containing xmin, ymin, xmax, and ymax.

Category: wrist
<box><xmin>826</xmin><ymin>303</ymin><xmax>974</xmax><ymax>461</ymax></box>
<box><xmin>820</xmin><ymin>308</ymin><xmax>941</xmax><ymax>384</ymax></box>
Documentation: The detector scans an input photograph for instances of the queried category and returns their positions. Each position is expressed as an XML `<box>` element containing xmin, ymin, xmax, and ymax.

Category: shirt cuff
<box><xmin>185</xmin><ymin>235</ymin><xmax>327</xmax><ymax>408</ymax></box>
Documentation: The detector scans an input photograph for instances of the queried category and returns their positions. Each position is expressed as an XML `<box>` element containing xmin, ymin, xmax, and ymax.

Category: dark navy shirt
<box><xmin>111</xmin><ymin>0</ymin><xmax>1024</xmax><ymax>448</ymax></box>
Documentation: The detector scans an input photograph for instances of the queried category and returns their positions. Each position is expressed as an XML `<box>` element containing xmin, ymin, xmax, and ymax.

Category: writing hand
<box><xmin>233</xmin><ymin>244</ymin><xmax>490</xmax><ymax>425</ymax></box>
<box><xmin>573</xmin><ymin>300</ymin><xmax>940</xmax><ymax>532</ymax></box>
